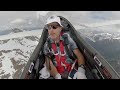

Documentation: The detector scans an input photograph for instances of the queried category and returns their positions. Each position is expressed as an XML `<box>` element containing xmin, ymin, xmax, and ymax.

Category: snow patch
<box><xmin>0</xmin><ymin>52</ymin><xmax>16</xmax><ymax>79</ymax></box>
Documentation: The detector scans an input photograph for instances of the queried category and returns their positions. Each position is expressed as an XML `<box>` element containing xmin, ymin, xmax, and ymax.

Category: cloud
<box><xmin>36</xmin><ymin>11</ymin><xmax>50</xmax><ymax>18</ymax></box>
<box><xmin>10</xmin><ymin>18</ymin><xmax>26</xmax><ymax>24</ymax></box>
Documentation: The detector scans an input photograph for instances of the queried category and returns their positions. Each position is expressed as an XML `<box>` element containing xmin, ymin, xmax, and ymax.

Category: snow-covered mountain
<box><xmin>80</xmin><ymin>30</ymin><xmax>120</xmax><ymax>42</ymax></box>
<box><xmin>77</xmin><ymin>24</ymin><xmax>120</xmax><ymax>75</ymax></box>
<box><xmin>76</xmin><ymin>20</ymin><xmax>120</xmax><ymax>42</ymax></box>
<box><xmin>0</xmin><ymin>29</ymin><xmax>42</xmax><ymax>79</ymax></box>
<box><xmin>84</xmin><ymin>34</ymin><xmax>120</xmax><ymax>75</ymax></box>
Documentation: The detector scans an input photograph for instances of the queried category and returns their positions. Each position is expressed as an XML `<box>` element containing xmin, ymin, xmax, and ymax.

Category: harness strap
<box><xmin>62</xmin><ymin>34</ymin><xmax>77</xmax><ymax>61</ymax></box>
<box><xmin>47</xmin><ymin>33</ymin><xmax>77</xmax><ymax>74</ymax></box>
<box><xmin>51</xmin><ymin>40</ymin><xmax>71</xmax><ymax>74</ymax></box>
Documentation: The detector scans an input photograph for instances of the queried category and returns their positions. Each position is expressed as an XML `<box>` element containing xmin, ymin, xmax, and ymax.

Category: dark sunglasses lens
<box><xmin>46</xmin><ymin>24</ymin><xmax>59</xmax><ymax>30</ymax></box>
<box><xmin>52</xmin><ymin>26</ymin><xmax>57</xmax><ymax>29</ymax></box>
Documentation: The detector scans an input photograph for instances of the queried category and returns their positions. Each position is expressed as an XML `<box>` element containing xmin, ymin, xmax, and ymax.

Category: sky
<box><xmin>1</xmin><ymin>11</ymin><xmax>120</xmax><ymax>28</ymax></box>
<box><xmin>0</xmin><ymin>11</ymin><xmax>36</xmax><ymax>26</ymax></box>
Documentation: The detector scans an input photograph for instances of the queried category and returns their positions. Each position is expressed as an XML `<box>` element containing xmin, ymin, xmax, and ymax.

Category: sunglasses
<box><xmin>45</xmin><ymin>24</ymin><xmax>60</xmax><ymax>30</ymax></box>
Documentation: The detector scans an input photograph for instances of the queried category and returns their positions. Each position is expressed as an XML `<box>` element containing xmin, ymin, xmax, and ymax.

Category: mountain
<box><xmin>77</xmin><ymin>26</ymin><xmax>120</xmax><ymax>75</ymax></box>
<box><xmin>86</xmin><ymin>37</ymin><xmax>120</xmax><ymax>75</ymax></box>
<box><xmin>0</xmin><ymin>30</ymin><xmax>42</xmax><ymax>79</ymax></box>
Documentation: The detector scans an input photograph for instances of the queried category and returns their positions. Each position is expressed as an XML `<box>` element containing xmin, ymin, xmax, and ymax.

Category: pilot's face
<box><xmin>47</xmin><ymin>22</ymin><xmax>62</xmax><ymax>40</ymax></box>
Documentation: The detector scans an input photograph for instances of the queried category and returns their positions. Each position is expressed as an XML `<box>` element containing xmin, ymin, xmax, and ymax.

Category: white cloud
<box><xmin>36</xmin><ymin>11</ymin><xmax>50</xmax><ymax>18</ymax></box>
<box><xmin>10</xmin><ymin>18</ymin><xmax>26</xmax><ymax>24</ymax></box>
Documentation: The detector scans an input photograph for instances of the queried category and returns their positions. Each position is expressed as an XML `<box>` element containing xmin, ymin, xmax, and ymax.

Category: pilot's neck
<box><xmin>53</xmin><ymin>35</ymin><xmax>60</xmax><ymax>43</ymax></box>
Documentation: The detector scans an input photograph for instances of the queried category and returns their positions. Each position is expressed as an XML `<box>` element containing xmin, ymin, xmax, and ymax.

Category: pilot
<box><xmin>43</xmin><ymin>15</ymin><xmax>87</xmax><ymax>79</ymax></box>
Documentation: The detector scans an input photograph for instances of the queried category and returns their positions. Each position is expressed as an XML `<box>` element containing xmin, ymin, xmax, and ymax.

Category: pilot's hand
<box><xmin>55</xmin><ymin>73</ymin><xmax>62</xmax><ymax>79</ymax></box>
<box><xmin>73</xmin><ymin>67</ymin><xmax>87</xmax><ymax>79</ymax></box>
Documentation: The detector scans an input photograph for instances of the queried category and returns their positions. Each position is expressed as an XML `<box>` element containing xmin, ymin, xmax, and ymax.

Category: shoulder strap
<box><xmin>46</xmin><ymin>38</ymin><xmax>55</xmax><ymax>61</ymax></box>
<box><xmin>47</xmin><ymin>34</ymin><xmax>77</xmax><ymax>61</ymax></box>
<box><xmin>62</xmin><ymin>34</ymin><xmax>77</xmax><ymax>61</ymax></box>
